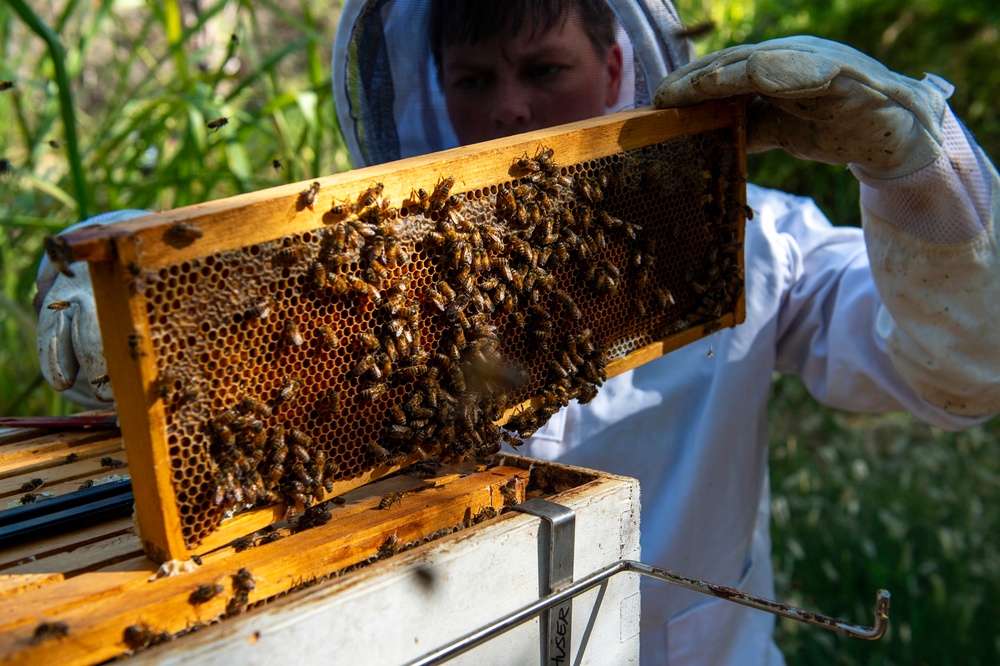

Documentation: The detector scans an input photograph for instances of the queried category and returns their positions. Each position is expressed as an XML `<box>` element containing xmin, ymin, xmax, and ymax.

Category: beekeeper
<box><xmin>36</xmin><ymin>0</ymin><xmax>1000</xmax><ymax>663</ymax></box>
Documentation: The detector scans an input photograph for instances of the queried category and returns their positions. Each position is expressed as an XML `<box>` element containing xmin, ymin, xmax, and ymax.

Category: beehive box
<box><xmin>54</xmin><ymin>99</ymin><xmax>747</xmax><ymax>563</ymax></box>
<box><xmin>0</xmin><ymin>424</ymin><xmax>636</xmax><ymax>665</ymax></box>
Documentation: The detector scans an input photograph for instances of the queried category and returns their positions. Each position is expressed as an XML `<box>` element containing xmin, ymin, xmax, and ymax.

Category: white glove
<box><xmin>36</xmin><ymin>210</ymin><xmax>151</xmax><ymax>407</ymax></box>
<box><xmin>654</xmin><ymin>36</ymin><xmax>949</xmax><ymax>179</ymax></box>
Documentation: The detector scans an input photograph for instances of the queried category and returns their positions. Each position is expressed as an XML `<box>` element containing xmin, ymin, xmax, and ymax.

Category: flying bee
<box><xmin>379</xmin><ymin>492</ymin><xmax>403</xmax><ymax>510</ymax></box>
<box><xmin>166</xmin><ymin>221</ymin><xmax>203</xmax><ymax>242</ymax></box>
<box><xmin>299</xmin><ymin>181</ymin><xmax>322</xmax><ymax>211</ymax></box>
<box><xmin>272</xmin><ymin>158</ymin><xmax>283</xmax><ymax>171</ymax></box>
<box><xmin>0</xmin><ymin>81</ymin><xmax>13</xmax><ymax>92</ymax></box>
<box><xmin>188</xmin><ymin>583</ymin><xmax>224</xmax><ymax>605</ymax></box>
<box><xmin>0</xmin><ymin>158</ymin><xmax>12</xmax><ymax>178</ymax></box>
<box><xmin>91</xmin><ymin>373</ymin><xmax>111</xmax><ymax>390</ymax></box>
<box><xmin>283</xmin><ymin>319</ymin><xmax>304</xmax><ymax>347</ymax></box>
<box><xmin>275</xmin><ymin>376</ymin><xmax>302</xmax><ymax>405</ymax></box>
<box><xmin>207</xmin><ymin>117</ymin><xmax>229</xmax><ymax>131</ymax></box>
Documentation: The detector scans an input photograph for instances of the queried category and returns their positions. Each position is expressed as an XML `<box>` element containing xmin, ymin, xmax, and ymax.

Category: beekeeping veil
<box><xmin>332</xmin><ymin>0</ymin><xmax>694</xmax><ymax>168</ymax></box>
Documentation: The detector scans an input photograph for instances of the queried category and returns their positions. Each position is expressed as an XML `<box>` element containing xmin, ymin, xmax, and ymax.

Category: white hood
<box><xmin>332</xmin><ymin>0</ymin><xmax>694</xmax><ymax>167</ymax></box>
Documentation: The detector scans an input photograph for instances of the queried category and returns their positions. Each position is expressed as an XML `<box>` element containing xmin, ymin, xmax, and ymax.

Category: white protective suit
<box><xmin>331</xmin><ymin>1</ymin><xmax>1000</xmax><ymax>664</ymax></box>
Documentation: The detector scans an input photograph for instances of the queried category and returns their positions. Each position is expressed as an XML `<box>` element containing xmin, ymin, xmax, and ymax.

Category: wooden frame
<box><xmin>57</xmin><ymin>99</ymin><xmax>747</xmax><ymax>563</ymax></box>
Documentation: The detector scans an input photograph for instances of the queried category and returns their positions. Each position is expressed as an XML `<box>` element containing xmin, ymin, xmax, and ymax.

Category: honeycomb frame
<box><xmin>60</xmin><ymin>100</ymin><xmax>748</xmax><ymax>562</ymax></box>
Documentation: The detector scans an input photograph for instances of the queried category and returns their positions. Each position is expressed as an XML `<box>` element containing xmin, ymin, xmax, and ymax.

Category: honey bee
<box><xmin>379</xmin><ymin>492</ymin><xmax>403</xmax><ymax>510</ymax></box>
<box><xmin>167</xmin><ymin>221</ymin><xmax>204</xmax><ymax>241</ymax></box>
<box><xmin>101</xmin><ymin>457</ymin><xmax>125</xmax><ymax>468</ymax></box>
<box><xmin>19</xmin><ymin>478</ymin><xmax>44</xmax><ymax>493</ymax></box>
<box><xmin>78</xmin><ymin>479</ymin><xmax>95</xmax><ymax>490</ymax></box>
<box><xmin>328</xmin><ymin>273</ymin><xmax>350</xmax><ymax>295</ymax></box>
<box><xmin>354</xmin><ymin>353</ymin><xmax>378</xmax><ymax>378</ymax></box>
<box><xmin>367</xmin><ymin>441</ymin><xmax>393</xmax><ymax>462</ymax></box>
<box><xmin>188</xmin><ymin>583</ymin><xmax>224</xmax><ymax>605</ymax></box>
<box><xmin>405</xmin><ymin>187</ymin><xmax>432</xmax><ymax>214</ymax></box>
<box><xmin>275</xmin><ymin>376</ymin><xmax>302</xmax><ymax>405</ymax></box>
<box><xmin>43</xmin><ymin>235</ymin><xmax>76</xmax><ymax>278</ymax></box>
<box><xmin>299</xmin><ymin>181</ymin><xmax>321</xmax><ymax>211</ymax></box>
<box><xmin>283</xmin><ymin>319</ymin><xmax>304</xmax><ymax>347</ymax></box>
<box><xmin>347</xmin><ymin>274</ymin><xmax>381</xmax><ymax>303</ymax></box>
<box><xmin>46</xmin><ymin>300</ymin><xmax>71</xmax><ymax>311</ymax></box>
<box><xmin>377</xmin><ymin>533</ymin><xmax>400</xmax><ymax>558</ymax></box>
<box><xmin>654</xmin><ymin>287</ymin><xmax>676</xmax><ymax>308</ymax></box>
<box><xmin>237</xmin><ymin>396</ymin><xmax>272</xmax><ymax>419</ymax></box>
<box><xmin>31</xmin><ymin>621</ymin><xmax>70</xmax><ymax>644</ymax></box>
<box><xmin>19</xmin><ymin>492</ymin><xmax>40</xmax><ymax>504</ymax></box>
<box><xmin>272</xmin><ymin>158</ymin><xmax>283</xmax><ymax>171</ymax></box>
<box><xmin>245</xmin><ymin>296</ymin><xmax>274</xmax><ymax>320</ymax></box>
<box><xmin>499</xmin><ymin>483</ymin><xmax>519</xmax><ymax>506</ymax></box>
<box><xmin>317</xmin><ymin>389</ymin><xmax>342</xmax><ymax>417</ymax></box>
<box><xmin>276</xmin><ymin>244</ymin><xmax>309</xmax><ymax>264</ymax></box>
<box><xmin>123</xmin><ymin>622</ymin><xmax>171</xmax><ymax>650</ymax></box>
<box><xmin>361</xmin><ymin>383</ymin><xmax>388</xmax><ymax>401</ymax></box>
<box><xmin>66</xmin><ymin>452</ymin><xmax>79</xmax><ymax>464</ymax></box>
<box><xmin>91</xmin><ymin>373</ymin><xmax>111</xmax><ymax>390</ymax></box>
<box><xmin>206</xmin><ymin>117</ymin><xmax>229</xmax><ymax>131</ymax></box>
<box><xmin>0</xmin><ymin>81</ymin><xmax>13</xmax><ymax>92</ymax></box>
<box><xmin>429</xmin><ymin>175</ymin><xmax>456</xmax><ymax>211</ymax></box>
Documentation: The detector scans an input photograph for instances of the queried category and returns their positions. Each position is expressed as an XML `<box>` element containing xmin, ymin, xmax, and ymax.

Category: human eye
<box><xmin>525</xmin><ymin>63</ymin><xmax>566</xmax><ymax>81</ymax></box>
<box><xmin>448</xmin><ymin>69</ymin><xmax>492</xmax><ymax>93</ymax></box>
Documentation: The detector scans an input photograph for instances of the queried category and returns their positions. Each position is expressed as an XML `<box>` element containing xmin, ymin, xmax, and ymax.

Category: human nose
<box><xmin>489</xmin><ymin>76</ymin><xmax>532</xmax><ymax>135</ymax></box>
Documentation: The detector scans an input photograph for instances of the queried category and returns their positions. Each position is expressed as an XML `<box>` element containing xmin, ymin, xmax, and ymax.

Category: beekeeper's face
<box><xmin>440</xmin><ymin>8</ymin><xmax>623</xmax><ymax>145</ymax></box>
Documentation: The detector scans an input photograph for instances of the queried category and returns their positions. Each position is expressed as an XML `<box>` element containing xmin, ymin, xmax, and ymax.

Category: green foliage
<box><xmin>0</xmin><ymin>0</ymin><xmax>350</xmax><ymax>415</ymax></box>
<box><xmin>768</xmin><ymin>377</ymin><xmax>1000</xmax><ymax>665</ymax></box>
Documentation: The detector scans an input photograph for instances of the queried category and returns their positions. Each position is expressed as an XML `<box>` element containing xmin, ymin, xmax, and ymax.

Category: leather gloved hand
<box><xmin>35</xmin><ymin>210</ymin><xmax>151</xmax><ymax>407</ymax></box>
<box><xmin>654</xmin><ymin>35</ymin><xmax>951</xmax><ymax>179</ymax></box>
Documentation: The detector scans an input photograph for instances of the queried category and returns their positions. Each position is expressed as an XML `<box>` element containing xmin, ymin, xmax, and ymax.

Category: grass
<box><xmin>2</xmin><ymin>0</ymin><xmax>1000</xmax><ymax>662</ymax></box>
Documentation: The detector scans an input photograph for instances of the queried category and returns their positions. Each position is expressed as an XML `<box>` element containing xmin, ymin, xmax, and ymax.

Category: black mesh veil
<box><xmin>332</xmin><ymin>0</ymin><xmax>694</xmax><ymax>167</ymax></box>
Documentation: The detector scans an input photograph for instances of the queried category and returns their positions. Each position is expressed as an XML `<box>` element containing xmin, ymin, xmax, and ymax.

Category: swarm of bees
<box><xmin>147</xmin><ymin>136</ymin><xmax>743</xmax><ymax>547</ymax></box>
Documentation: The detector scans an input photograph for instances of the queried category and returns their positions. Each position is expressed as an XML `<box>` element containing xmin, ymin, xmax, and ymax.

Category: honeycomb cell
<box><xmin>142</xmin><ymin>129</ymin><xmax>743</xmax><ymax>547</ymax></box>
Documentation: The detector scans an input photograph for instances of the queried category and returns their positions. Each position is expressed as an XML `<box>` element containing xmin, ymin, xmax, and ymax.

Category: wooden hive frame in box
<box><xmin>55</xmin><ymin>99</ymin><xmax>747</xmax><ymax>563</ymax></box>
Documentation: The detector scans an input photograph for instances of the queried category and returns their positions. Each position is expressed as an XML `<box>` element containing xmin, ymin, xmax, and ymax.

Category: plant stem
<box><xmin>7</xmin><ymin>0</ymin><xmax>91</xmax><ymax>220</ymax></box>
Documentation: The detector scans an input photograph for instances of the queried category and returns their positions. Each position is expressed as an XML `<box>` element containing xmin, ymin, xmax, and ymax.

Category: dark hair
<box><xmin>429</xmin><ymin>0</ymin><xmax>617</xmax><ymax>69</ymax></box>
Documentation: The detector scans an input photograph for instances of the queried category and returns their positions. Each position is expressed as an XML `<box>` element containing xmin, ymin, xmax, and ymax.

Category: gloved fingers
<box><xmin>655</xmin><ymin>36</ymin><xmax>903</xmax><ymax>108</ymax></box>
<box><xmin>37</xmin><ymin>304</ymin><xmax>80</xmax><ymax>391</ymax></box>
<box><xmin>72</xmin><ymin>302</ymin><xmax>113</xmax><ymax>401</ymax></box>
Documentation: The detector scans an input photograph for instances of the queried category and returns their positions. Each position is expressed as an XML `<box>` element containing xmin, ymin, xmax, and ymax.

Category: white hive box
<box><xmin>129</xmin><ymin>458</ymin><xmax>641</xmax><ymax>665</ymax></box>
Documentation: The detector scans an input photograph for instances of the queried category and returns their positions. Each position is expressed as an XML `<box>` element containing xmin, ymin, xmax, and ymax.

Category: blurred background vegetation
<box><xmin>1</xmin><ymin>0</ymin><xmax>998</xmax><ymax>662</ymax></box>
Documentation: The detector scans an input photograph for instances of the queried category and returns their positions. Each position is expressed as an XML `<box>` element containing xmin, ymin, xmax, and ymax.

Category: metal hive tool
<box><xmin>55</xmin><ymin>100</ymin><xmax>748</xmax><ymax>562</ymax></box>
